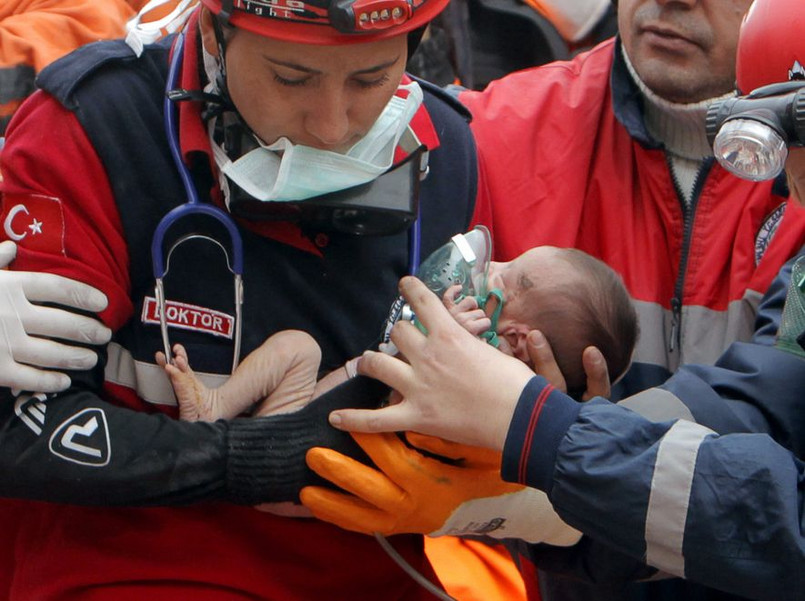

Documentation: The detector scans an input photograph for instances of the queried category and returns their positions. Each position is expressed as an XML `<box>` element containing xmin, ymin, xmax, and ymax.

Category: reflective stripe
<box><xmin>104</xmin><ymin>342</ymin><xmax>228</xmax><ymax>406</ymax></box>
<box><xmin>681</xmin><ymin>293</ymin><xmax>761</xmax><ymax>364</ymax></box>
<box><xmin>645</xmin><ymin>420</ymin><xmax>714</xmax><ymax>577</ymax></box>
<box><xmin>632</xmin><ymin>291</ymin><xmax>762</xmax><ymax>371</ymax></box>
<box><xmin>617</xmin><ymin>388</ymin><xmax>695</xmax><ymax>423</ymax></box>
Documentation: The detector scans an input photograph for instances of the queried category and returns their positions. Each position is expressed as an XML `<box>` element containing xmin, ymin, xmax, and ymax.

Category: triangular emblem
<box><xmin>49</xmin><ymin>408</ymin><xmax>111</xmax><ymax>466</ymax></box>
<box><xmin>789</xmin><ymin>60</ymin><xmax>805</xmax><ymax>81</ymax></box>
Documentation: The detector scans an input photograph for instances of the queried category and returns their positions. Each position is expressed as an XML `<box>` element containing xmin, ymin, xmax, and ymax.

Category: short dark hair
<box><xmin>525</xmin><ymin>249</ymin><xmax>639</xmax><ymax>399</ymax></box>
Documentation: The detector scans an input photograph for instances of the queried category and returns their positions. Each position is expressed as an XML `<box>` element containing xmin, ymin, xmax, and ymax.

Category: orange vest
<box><xmin>0</xmin><ymin>0</ymin><xmax>136</xmax><ymax>132</ymax></box>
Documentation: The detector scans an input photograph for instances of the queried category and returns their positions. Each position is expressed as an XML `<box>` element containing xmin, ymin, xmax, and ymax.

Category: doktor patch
<box><xmin>141</xmin><ymin>296</ymin><xmax>235</xmax><ymax>339</ymax></box>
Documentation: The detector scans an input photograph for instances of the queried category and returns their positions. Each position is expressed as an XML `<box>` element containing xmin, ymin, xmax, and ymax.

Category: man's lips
<box><xmin>640</xmin><ymin>24</ymin><xmax>701</xmax><ymax>52</ymax></box>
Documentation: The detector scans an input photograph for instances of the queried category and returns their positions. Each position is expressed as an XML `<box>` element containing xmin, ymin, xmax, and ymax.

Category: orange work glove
<box><xmin>300</xmin><ymin>431</ymin><xmax>581</xmax><ymax>546</ymax></box>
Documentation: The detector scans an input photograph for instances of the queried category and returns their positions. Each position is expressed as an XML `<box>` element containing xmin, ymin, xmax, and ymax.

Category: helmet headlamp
<box><xmin>706</xmin><ymin>82</ymin><xmax>805</xmax><ymax>182</ymax></box>
<box><xmin>202</xmin><ymin>0</ymin><xmax>446</xmax><ymax>44</ymax></box>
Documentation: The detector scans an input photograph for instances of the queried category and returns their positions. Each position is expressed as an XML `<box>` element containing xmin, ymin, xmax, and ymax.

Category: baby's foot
<box><xmin>156</xmin><ymin>344</ymin><xmax>217</xmax><ymax>421</ymax></box>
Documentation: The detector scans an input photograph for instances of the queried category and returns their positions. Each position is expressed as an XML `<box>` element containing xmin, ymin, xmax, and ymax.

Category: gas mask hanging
<box><xmin>380</xmin><ymin>226</ymin><xmax>504</xmax><ymax>353</ymax></box>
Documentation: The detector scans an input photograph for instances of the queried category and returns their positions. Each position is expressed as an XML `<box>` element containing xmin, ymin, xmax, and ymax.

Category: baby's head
<box><xmin>488</xmin><ymin>247</ymin><xmax>638</xmax><ymax>399</ymax></box>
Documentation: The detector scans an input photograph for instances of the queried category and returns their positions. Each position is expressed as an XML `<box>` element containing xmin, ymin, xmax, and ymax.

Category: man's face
<box><xmin>200</xmin><ymin>12</ymin><xmax>408</xmax><ymax>152</ymax></box>
<box><xmin>618</xmin><ymin>0</ymin><xmax>753</xmax><ymax>103</ymax></box>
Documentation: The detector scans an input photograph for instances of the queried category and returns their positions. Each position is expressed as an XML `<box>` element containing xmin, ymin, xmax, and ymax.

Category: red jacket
<box><xmin>465</xmin><ymin>38</ymin><xmax>805</xmax><ymax>397</ymax></box>
<box><xmin>0</xmin><ymin>19</ymin><xmax>476</xmax><ymax>601</ymax></box>
<box><xmin>0</xmin><ymin>0</ymin><xmax>136</xmax><ymax>134</ymax></box>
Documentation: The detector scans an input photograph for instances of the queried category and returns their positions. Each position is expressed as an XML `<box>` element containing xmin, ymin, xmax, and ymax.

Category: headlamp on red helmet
<box><xmin>329</xmin><ymin>0</ymin><xmax>413</xmax><ymax>34</ymax></box>
<box><xmin>201</xmin><ymin>0</ymin><xmax>446</xmax><ymax>44</ymax></box>
<box><xmin>706</xmin><ymin>0</ymin><xmax>805</xmax><ymax>182</ymax></box>
<box><xmin>707</xmin><ymin>82</ymin><xmax>805</xmax><ymax>182</ymax></box>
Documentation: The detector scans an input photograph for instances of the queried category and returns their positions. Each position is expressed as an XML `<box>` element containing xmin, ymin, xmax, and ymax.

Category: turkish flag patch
<box><xmin>1</xmin><ymin>193</ymin><xmax>66</xmax><ymax>255</ymax></box>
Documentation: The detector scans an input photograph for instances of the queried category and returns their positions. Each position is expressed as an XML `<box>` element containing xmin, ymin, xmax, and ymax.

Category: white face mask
<box><xmin>211</xmin><ymin>82</ymin><xmax>424</xmax><ymax>204</ymax></box>
<box><xmin>125</xmin><ymin>0</ymin><xmax>200</xmax><ymax>57</ymax></box>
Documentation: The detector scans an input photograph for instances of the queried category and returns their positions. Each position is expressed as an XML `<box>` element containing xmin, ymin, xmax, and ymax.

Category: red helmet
<box><xmin>736</xmin><ymin>0</ymin><xmax>805</xmax><ymax>94</ymax></box>
<box><xmin>199</xmin><ymin>0</ymin><xmax>447</xmax><ymax>44</ymax></box>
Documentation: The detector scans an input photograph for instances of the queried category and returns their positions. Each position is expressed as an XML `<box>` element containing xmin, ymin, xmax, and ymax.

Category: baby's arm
<box><xmin>254</xmin><ymin>330</ymin><xmax>322</xmax><ymax>416</ymax></box>
<box><xmin>443</xmin><ymin>284</ymin><xmax>492</xmax><ymax>337</ymax></box>
<box><xmin>313</xmin><ymin>357</ymin><xmax>360</xmax><ymax>398</ymax></box>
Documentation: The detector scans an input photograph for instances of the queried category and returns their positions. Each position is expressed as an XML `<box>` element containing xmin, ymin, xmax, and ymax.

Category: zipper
<box><xmin>667</xmin><ymin>156</ymin><xmax>714</xmax><ymax>354</ymax></box>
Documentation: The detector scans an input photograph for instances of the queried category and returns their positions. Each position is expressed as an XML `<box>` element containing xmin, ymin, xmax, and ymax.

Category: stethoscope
<box><xmin>153</xmin><ymin>30</ymin><xmax>244</xmax><ymax>373</ymax></box>
<box><xmin>153</xmin><ymin>30</ymin><xmax>421</xmax><ymax>373</ymax></box>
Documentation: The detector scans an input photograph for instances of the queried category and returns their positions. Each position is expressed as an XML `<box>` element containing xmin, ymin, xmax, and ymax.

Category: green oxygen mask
<box><xmin>417</xmin><ymin>225</ymin><xmax>493</xmax><ymax>299</ymax></box>
<box><xmin>775</xmin><ymin>256</ymin><xmax>805</xmax><ymax>358</ymax></box>
<box><xmin>379</xmin><ymin>226</ymin><xmax>498</xmax><ymax>354</ymax></box>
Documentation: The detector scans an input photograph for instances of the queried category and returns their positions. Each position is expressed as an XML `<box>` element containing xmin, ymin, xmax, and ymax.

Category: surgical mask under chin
<box><xmin>211</xmin><ymin>82</ymin><xmax>424</xmax><ymax>204</ymax></box>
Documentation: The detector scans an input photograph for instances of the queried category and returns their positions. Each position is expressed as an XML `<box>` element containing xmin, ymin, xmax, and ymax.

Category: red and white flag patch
<box><xmin>1</xmin><ymin>193</ymin><xmax>66</xmax><ymax>255</ymax></box>
<box><xmin>142</xmin><ymin>297</ymin><xmax>235</xmax><ymax>339</ymax></box>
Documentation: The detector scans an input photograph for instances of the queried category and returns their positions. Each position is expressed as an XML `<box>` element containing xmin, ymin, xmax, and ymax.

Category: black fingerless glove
<box><xmin>225</xmin><ymin>375</ymin><xmax>389</xmax><ymax>504</ymax></box>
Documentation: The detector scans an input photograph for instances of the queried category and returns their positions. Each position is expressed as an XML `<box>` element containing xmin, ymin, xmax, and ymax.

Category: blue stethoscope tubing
<box><xmin>153</xmin><ymin>29</ymin><xmax>421</xmax><ymax>373</ymax></box>
<box><xmin>152</xmin><ymin>30</ymin><xmax>244</xmax><ymax>373</ymax></box>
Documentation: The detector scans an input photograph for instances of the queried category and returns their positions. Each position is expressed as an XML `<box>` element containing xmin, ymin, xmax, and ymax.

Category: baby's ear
<box><xmin>499</xmin><ymin>323</ymin><xmax>531</xmax><ymax>364</ymax></box>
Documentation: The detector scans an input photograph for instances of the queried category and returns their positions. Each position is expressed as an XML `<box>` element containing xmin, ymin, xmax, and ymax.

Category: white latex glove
<box><xmin>0</xmin><ymin>241</ymin><xmax>111</xmax><ymax>392</ymax></box>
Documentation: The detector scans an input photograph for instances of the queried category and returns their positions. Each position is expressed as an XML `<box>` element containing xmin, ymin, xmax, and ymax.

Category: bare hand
<box><xmin>527</xmin><ymin>330</ymin><xmax>611</xmax><ymax>401</ymax></box>
<box><xmin>328</xmin><ymin>277</ymin><xmax>535</xmax><ymax>450</ymax></box>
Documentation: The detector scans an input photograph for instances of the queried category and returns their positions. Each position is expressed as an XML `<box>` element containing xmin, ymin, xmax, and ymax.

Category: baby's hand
<box><xmin>442</xmin><ymin>285</ymin><xmax>492</xmax><ymax>337</ymax></box>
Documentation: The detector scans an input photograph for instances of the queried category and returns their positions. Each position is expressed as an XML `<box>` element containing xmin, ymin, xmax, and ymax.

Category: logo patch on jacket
<box><xmin>755</xmin><ymin>203</ymin><xmax>786</xmax><ymax>266</ymax></box>
<box><xmin>1</xmin><ymin>194</ymin><xmax>65</xmax><ymax>254</ymax></box>
<box><xmin>142</xmin><ymin>297</ymin><xmax>235</xmax><ymax>339</ymax></box>
<box><xmin>50</xmin><ymin>408</ymin><xmax>111</xmax><ymax>467</ymax></box>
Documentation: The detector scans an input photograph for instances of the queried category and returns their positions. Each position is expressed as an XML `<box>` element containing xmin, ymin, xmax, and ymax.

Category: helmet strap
<box><xmin>211</xmin><ymin>13</ymin><xmax>229</xmax><ymax>78</ymax></box>
<box><xmin>219</xmin><ymin>0</ymin><xmax>234</xmax><ymax>25</ymax></box>
<box><xmin>407</xmin><ymin>25</ymin><xmax>427</xmax><ymax>60</ymax></box>
<box><xmin>206</xmin><ymin>14</ymin><xmax>238</xmax><ymax>121</ymax></box>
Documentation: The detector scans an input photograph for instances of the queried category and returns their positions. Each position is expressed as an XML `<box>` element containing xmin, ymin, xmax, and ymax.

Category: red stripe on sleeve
<box><xmin>518</xmin><ymin>384</ymin><xmax>554</xmax><ymax>483</ymax></box>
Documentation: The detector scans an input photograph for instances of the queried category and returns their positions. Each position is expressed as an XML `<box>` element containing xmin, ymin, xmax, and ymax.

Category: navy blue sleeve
<box><xmin>502</xmin><ymin>380</ymin><xmax>805</xmax><ymax>600</ymax></box>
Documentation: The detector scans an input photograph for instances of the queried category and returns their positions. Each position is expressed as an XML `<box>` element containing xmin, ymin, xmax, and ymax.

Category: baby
<box><xmin>447</xmin><ymin>246</ymin><xmax>638</xmax><ymax>398</ymax></box>
<box><xmin>158</xmin><ymin>246</ymin><xmax>638</xmax><ymax>420</ymax></box>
